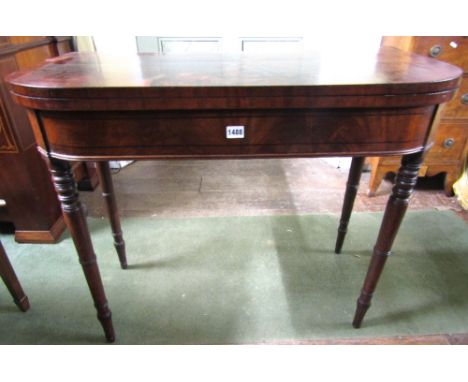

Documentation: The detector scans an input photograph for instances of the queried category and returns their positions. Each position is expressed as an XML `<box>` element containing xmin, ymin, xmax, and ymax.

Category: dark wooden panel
<box><xmin>9</xmin><ymin>36</ymin><xmax>56</xmax><ymax>70</ymax></box>
<box><xmin>38</xmin><ymin>107</ymin><xmax>434</xmax><ymax>160</ymax></box>
<box><xmin>0</xmin><ymin>56</ymin><xmax>34</xmax><ymax>149</ymax></box>
<box><xmin>0</xmin><ymin>97</ymin><xmax>18</xmax><ymax>153</ymax></box>
<box><xmin>0</xmin><ymin>37</ymin><xmax>74</xmax><ymax>60</ymax></box>
<box><xmin>0</xmin><ymin>36</ymin><xmax>90</xmax><ymax>243</ymax></box>
<box><xmin>56</xmin><ymin>39</ymin><xmax>74</xmax><ymax>56</ymax></box>
<box><xmin>0</xmin><ymin>144</ymin><xmax>63</xmax><ymax>232</ymax></box>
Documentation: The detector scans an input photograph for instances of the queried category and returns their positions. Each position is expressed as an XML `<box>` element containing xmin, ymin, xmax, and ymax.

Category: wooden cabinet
<box><xmin>367</xmin><ymin>36</ymin><xmax>468</xmax><ymax>196</ymax></box>
<box><xmin>0</xmin><ymin>36</ymin><xmax>98</xmax><ymax>243</ymax></box>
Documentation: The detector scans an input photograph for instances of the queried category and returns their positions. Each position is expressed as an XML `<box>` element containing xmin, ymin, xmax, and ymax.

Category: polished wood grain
<box><xmin>0</xmin><ymin>37</ymin><xmax>73</xmax><ymax>61</ymax></box>
<box><xmin>0</xmin><ymin>239</ymin><xmax>30</xmax><ymax>312</ymax></box>
<box><xmin>37</xmin><ymin>107</ymin><xmax>435</xmax><ymax>161</ymax></box>
<box><xmin>0</xmin><ymin>39</ymin><xmax>66</xmax><ymax>242</ymax></box>
<box><xmin>6</xmin><ymin>48</ymin><xmax>462</xmax><ymax>342</ymax></box>
<box><xmin>383</xmin><ymin>36</ymin><xmax>468</xmax><ymax>71</ymax></box>
<box><xmin>0</xmin><ymin>97</ymin><xmax>18</xmax><ymax>153</ymax></box>
<box><xmin>96</xmin><ymin>162</ymin><xmax>127</xmax><ymax>269</ymax></box>
<box><xmin>0</xmin><ymin>36</ymin><xmax>96</xmax><ymax>243</ymax></box>
<box><xmin>353</xmin><ymin>151</ymin><xmax>424</xmax><ymax>328</ymax></box>
<box><xmin>46</xmin><ymin>157</ymin><xmax>114</xmax><ymax>342</ymax></box>
<box><xmin>335</xmin><ymin>157</ymin><xmax>365</xmax><ymax>254</ymax></box>
<box><xmin>368</xmin><ymin>36</ymin><xmax>468</xmax><ymax>197</ymax></box>
<box><xmin>7</xmin><ymin>47</ymin><xmax>461</xmax><ymax>90</ymax></box>
<box><xmin>0</xmin><ymin>140</ymin><xmax>66</xmax><ymax>243</ymax></box>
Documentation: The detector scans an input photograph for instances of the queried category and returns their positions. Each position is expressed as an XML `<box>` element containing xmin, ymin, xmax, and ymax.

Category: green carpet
<box><xmin>0</xmin><ymin>210</ymin><xmax>467</xmax><ymax>344</ymax></box>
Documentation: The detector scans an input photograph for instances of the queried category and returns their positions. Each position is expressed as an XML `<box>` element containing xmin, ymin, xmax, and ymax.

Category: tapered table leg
<box><xmin>95</xmin><ymin>162</ymin><xmax>127</xmax><ymax>269</ymax></box>
<box><xmin>48</xmin><ymin>158</ymin><xmax>115</xmax><ymax>342</ymax></box>
<box><xmin>352</xmin><ymin>151</ymin><xmax>423</xmax><ymax>328</ymax></box>
<box><xmin>335</xmin><ymin>157</ymin><xmax>365</xmax><ymax>254</ymax></box>
<box><xmin>0</xmin><ymin>240</ymin><xmax>30</xmax><ymax>312</ymax></box>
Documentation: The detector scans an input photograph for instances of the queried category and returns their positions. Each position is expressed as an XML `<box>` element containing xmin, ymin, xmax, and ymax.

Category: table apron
<box><xmin>33</xmin><ymin>107</ymin><xmax>435</xmax><ymax>161</ymax></box>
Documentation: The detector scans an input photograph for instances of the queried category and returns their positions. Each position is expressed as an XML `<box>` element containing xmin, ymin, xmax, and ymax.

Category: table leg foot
<box><xmin>352</xmin><ymin>292</ymin><xmax>371</xmax><ymax>328</ymax></box>
<box><xmin>352</xmin><ymin>152</ymin><xmax>423</xmax><ymax>327</ymax></box>
<box><xmin>48</xmin><ymin>157</ymin><xmax>116</xmax><ymax>342</ymax></box>
<box><xmin>96</xmin><ymin>162</ymin><xmax>128</xmax><ymax>269</ymax></box>
<box><xmin>96</xmin><ymin>305</ymin><xmax>115</xmax><ymax>342</ymax></box>
<box><xmin>15</xmin><ymin>295</ymin><xmax>30</xmax><ymax>312</ymax></box>
<box><xmin>0</xmin><ymin>240</ymin><xmax>30</xmax><ymax>312</ymax></box>
<box><xmin>352</xmin><ymin>250</ymin><xmax>390</xmax><ymax>328</ymax></box>
<box><xmin>335</xmin><ymin>157</ymin><xmax>365</xmax><ymax>254</ymax></box>
<box><xmin>115</xmin><ymin>242</ymin><xmax>127</xmax><ymax>270</ymax></box>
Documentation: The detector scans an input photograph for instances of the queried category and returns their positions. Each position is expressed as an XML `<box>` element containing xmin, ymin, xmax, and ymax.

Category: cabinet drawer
<box><xmin>412</xmin><ymin>37</ymin><xmax>468</xmax><ymax>71</ymax></box>
<box><xmin>426</xmin><ymin>122</ymin><xmax>467</xmax><ymax>161</ymax></box>
<box><xmin>443</xmin><ymin>75</ymin><xmax>468</xmax><ymax>119</ymax></box>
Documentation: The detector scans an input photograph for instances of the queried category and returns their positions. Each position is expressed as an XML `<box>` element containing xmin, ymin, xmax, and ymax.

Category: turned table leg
<box><xmin>0</xmin><ymin>240</ymin><xmax>30</xmax><ymax>312</ymax></box>
<box><xmin>48</xmin><ymin>158</ymin><xmax>115</xmax><ymax>342</ymax></box>
<box><xmin>352</xmin><ymin>151</ymin><xmax>423</xmax><ymax>328</ymax></box>
<box><xmin>95</xmin><ymin>162</ymin><xmax>127</xmax><ymax>269</ymax></box>
<box><xmin>335</xmin><ymin>156</ymin><xmax>365</xmax><ymax>254</ymax></box>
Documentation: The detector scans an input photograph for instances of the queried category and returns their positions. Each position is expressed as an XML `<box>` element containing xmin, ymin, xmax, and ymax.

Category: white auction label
<box><xmin>226</xmin><ymin>125</ymin><xmax>245</xmax><ymax>139</ymax></box>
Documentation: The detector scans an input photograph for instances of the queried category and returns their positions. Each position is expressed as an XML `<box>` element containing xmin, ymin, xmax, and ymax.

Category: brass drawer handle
<box><xmin>461</xmin><ymin>93</ymin><xmax>468</xmax><ymax>105</ymax></box>
<box><xmin>429</xmin><ymin>45</ymin><xmax>442</xmax><ymax>57</ymax></box>
<box><xmin>443</xmin><ymin>138</ymin><xmax>455</xmax><ymax>148</ymax></box>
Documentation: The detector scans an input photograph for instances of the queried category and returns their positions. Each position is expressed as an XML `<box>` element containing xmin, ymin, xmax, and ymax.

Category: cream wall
<box><xmin>77</xmin><ymin>35</ymin><xmax>381</xmax><ymax>55</ymax></box>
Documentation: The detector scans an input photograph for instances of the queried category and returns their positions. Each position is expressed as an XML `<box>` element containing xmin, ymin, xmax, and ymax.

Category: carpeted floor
<box><xmin>0</xmin><ymin>210</ymin><xmax>467</xmax><ymax>344</ymax></box>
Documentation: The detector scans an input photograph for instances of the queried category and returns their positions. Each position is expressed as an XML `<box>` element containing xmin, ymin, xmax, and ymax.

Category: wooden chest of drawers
<box><xmin>367</xmin><ymin>36</ymin><xmax>468</xmax><ymax>196</ymax></box>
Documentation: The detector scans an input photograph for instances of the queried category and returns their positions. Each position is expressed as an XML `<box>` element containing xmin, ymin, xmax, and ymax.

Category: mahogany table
<box><xmin>6</xmin><ymin>48</ymin><xmax>462</xmax><ymax>342</ymax></box>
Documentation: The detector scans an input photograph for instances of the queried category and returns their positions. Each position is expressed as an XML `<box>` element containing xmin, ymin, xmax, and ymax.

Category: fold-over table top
<box><xmin>6</xmin><ymin>46</ymin><xmax>463</xmax><ymax>111</ymax></box>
